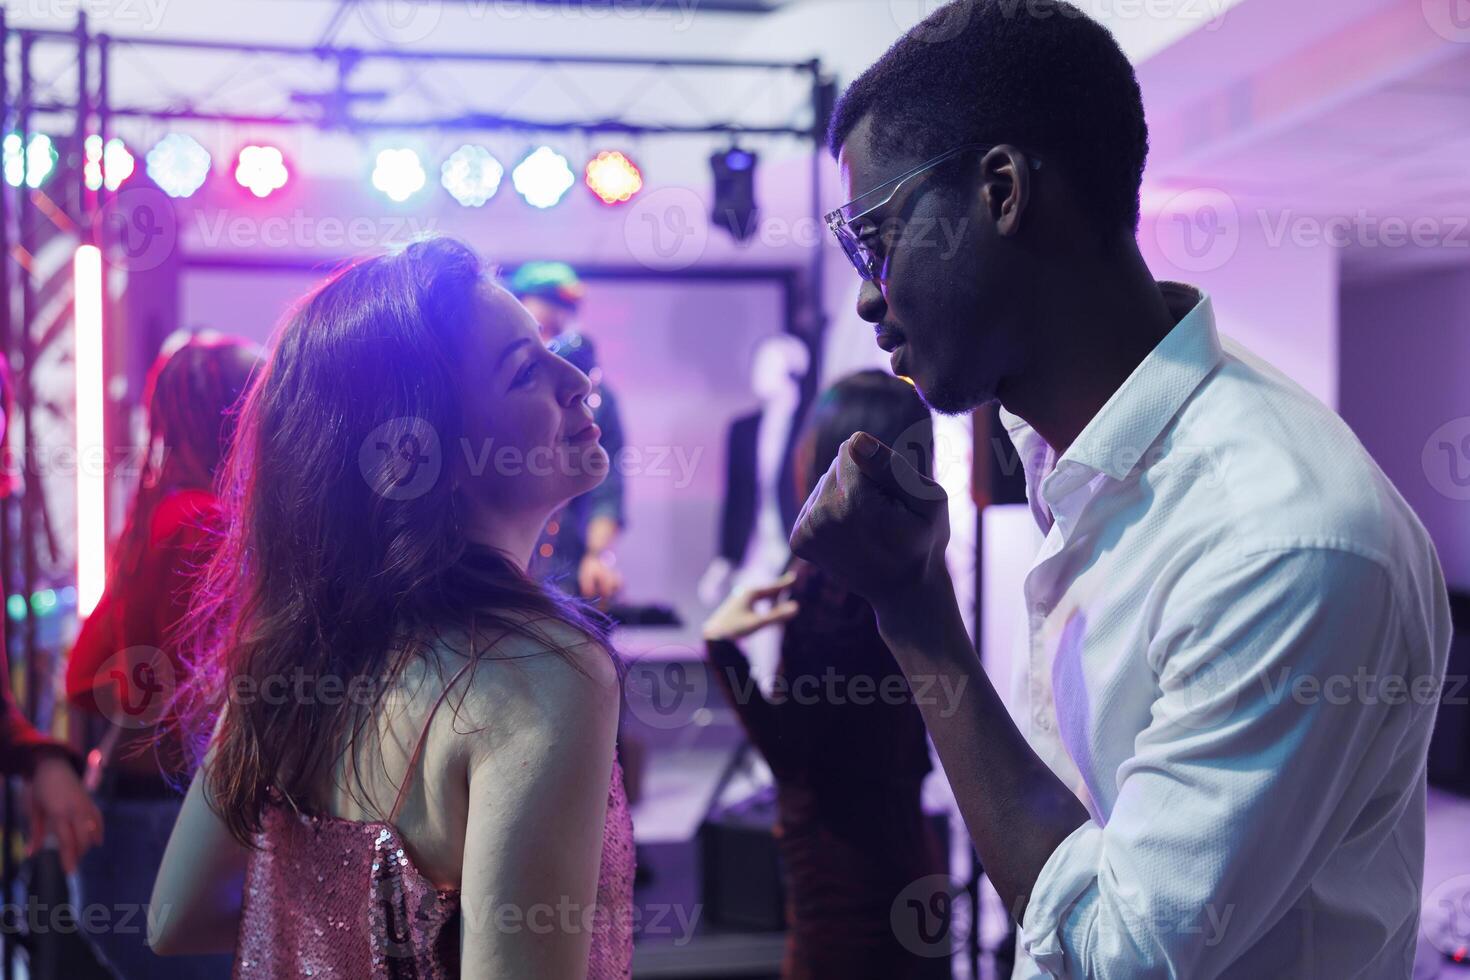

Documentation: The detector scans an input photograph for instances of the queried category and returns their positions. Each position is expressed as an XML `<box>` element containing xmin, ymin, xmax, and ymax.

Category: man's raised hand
<box><xmin>788</xmin><ymin>431</ymin><xmax>950</xmax><ymax>611</ymax></box>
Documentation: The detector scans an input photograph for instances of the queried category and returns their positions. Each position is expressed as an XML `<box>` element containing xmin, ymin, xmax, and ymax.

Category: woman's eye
<box><xmin>513</xmin><ymin>360</ymin><xmax>540</xmax><ymax>387</ymax></box>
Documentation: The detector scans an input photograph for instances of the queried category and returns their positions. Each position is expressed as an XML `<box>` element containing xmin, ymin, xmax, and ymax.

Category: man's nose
<box><xmin>855</xmin><ymin>278</ymin><xmax>887</xmax><ymax>324</ymax></box>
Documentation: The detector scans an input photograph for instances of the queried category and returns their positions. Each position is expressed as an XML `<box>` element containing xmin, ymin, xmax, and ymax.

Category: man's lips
<box><xmin>876</xmin><ymin>327</ymin><xmax>908</xmax><ymax>376</ymax></box>
<box><xmin>875</xmin><ymin>327</ymin><xmax>906</xmax><ymax>354</ymax></box>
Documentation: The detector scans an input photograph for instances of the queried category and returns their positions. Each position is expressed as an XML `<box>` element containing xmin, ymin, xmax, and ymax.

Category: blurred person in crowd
<box><xmin>0</xmin><ymin>363</ymin><xmax>100</xmax><ymax>873</ymax></box>
<box><xmin>703</xmin><ymin>370</ymin><xmax>947</xmax><ymax>980</ymax></box>
<box><xmin>149</xmin><ymin>238</ymin><xmax>633</xmax><ymax>979</ymax></box>
<box><xmin>511</xmin><ymin>262</ymin><xmax>626</xmax><ymax>609</ymax></box>
<box><xmin>699</xmin><ymin>334</ymin><xmax>812</xmax><ymax>699</ymax></box>
<box><xmin>66</xmin><ymin>333</ymin><xmax>258</xmax><ymax>979</ymax></box>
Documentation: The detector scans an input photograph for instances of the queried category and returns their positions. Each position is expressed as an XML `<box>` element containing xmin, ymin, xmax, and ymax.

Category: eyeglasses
<box><xmin>825</xmin><ymin>143</ymin><xmax>1043</xmax><ymax>283</ymax></box>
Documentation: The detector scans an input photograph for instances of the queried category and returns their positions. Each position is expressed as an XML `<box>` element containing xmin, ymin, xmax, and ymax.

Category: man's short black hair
<box><xmin>829</xmin><ymin>0</ymin><xmax>1148</xmax><ymax>235</ymax></box>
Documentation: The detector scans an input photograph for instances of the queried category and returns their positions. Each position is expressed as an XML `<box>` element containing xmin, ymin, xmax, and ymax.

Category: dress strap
<box><xmin>388</xmin><ymin>656</ymin><xmax>478</xmax><ymax>825</ymax></box>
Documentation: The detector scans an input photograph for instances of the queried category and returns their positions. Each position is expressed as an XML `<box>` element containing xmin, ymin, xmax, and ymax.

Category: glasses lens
<box><xmin>840</xmin><ymin>233</ymin><xmax>875</xmax><ymax>282</ymax></box>
<box><xmin>828</xmin><ymin>213</ymin><xmax>874</xmax><ymax>282</ymax></box>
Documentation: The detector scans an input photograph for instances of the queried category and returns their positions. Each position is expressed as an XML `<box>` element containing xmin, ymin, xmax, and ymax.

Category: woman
<box><xmin>702</xmin><ymin>370</ymin><xmax>948</xmax><ymax>980</ymax></box>
<box><xmin>148</xmin><ymin>238</ymin><xmax>634</xmax><ymax>979</ymax></box>
<box><xmin>66</xmin><ymin>333</ymin><xmax>258</xmax><ymax>980</ymax></box>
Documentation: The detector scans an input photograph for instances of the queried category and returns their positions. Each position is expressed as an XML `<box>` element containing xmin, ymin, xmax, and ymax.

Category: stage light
<box><xmin>512</xmin><ymin>146</ymin><xmax>575</xmax><ymax>209</ymax></box>
<box><xmin>81</xmin><ymin>140</ymin><xmax>99</xmax><ymax>191</ymax></box>
<box><xmin>584</xmin><ymin>150</ymin><xmax>643</xmax><ymax>205</ymax></box>
<box><xmin>372</xmin><ymin>147</ymin><xmax>426</xmax><ymax>203</ymax></box>
<box><xmin>146</xmin><ymin>133</ymin><xmax>211</xmax><ymax>198</ymax></box>
<box><xmin>3</xmin><ymin>135</ymin><xmax>26</xmax><ymax>187</ymax></box>
<box><xmin>710</xmin><ymin>145</ymin><xmax>759</xmax><ymax>242</ymax></box>
<box><xmin>4</xmin><ymin>133</ymin><xmax>58</xmax><ymax>189</ymax></box>
<box><xmin>440</xmin><ymin>144</ymin><xmax>504</xmax><ymax>207</ymax></box>
<box><xmin>74</xmin><ymin>244</ymin><xmax>106</xmax><ymax>617</ymax></box>
<box><xmin>25</xmin><ymin>134</ymin><xmax>56</xmax><ymax>188</ymax></box>
<box><xmin>84</xmin><ymin>135</ymin><xmax>136</xmax><ymax>192</ymax></box>
<box><xmin>234</xmin><ymin>144</ymin><xmax>289</xmax><ymax>198</ymax></box>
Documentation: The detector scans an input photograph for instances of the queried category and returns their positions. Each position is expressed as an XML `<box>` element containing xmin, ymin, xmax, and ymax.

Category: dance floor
<box><xmin>628</xmin><ymin>736</ymin><xmax>1470</xmax><ymax>980</ymax></box>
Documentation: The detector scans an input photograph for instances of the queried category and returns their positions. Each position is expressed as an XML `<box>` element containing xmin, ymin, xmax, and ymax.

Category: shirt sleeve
<box><xmin>1020</xmin><ymin>545</ymin><xmax>1425</xmax><ymax>978</ymax></box>
<box><xmin>68</xmin><ymin>494</ymin><xmax>215</xmax><ymax>722</ymax></box>
<box><xmin>704</xmin><ymin>638</ymin><xmax>789</xmax><ymax>775</ymax></box>
<box><xmin>65</xmin><ymin>587</ymin><xmax>121</xmax><ymax>715</ymax></box>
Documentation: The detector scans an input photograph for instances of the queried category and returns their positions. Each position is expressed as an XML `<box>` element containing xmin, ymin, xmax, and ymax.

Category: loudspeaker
<box><xmin>698</xmin><ymin>785</ymin><xmax>785</xmax><ymax>931</ymax></box>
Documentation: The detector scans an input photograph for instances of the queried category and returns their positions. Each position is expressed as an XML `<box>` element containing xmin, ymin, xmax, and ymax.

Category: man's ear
<box><xmin>978</xmin><ymin>144</ymin><xmax>1033</xmax><ymax>238</ymax></box>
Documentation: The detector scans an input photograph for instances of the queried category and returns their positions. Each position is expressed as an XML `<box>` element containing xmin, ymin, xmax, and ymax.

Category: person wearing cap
<box><xmin>510</xmin><ymin>262</ymin><xmax>627</xmax><ymax>609</ymax></box>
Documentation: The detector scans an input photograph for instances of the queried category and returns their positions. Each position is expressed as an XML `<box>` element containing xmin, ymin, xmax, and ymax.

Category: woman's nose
<box><xmin>855</xmin><ymin>278</ymin><xmax>888</xmax><ymax>324</ymax></box>
<box><xmin>555</xmin><ymin>356</ymin><xmax>593</xmax><ymax>407</ymax></box>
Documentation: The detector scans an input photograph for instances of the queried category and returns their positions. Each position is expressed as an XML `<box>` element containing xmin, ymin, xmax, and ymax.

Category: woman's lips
<box><xmin>567</xmin><ymin>422</ymin><xmax>602</xmax><ymax>444</ymax></box>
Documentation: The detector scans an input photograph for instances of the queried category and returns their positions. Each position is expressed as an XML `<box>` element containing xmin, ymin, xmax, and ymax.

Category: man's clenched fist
<box><xmin>789</xmin><ymin>430</ymin><xmax>950</xmax><ymax>612</ymax></box>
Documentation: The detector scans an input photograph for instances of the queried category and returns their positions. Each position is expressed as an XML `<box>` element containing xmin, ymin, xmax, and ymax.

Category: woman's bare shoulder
<box><xmin>420</xmin><ymin>614</ymin><xmax>619</xmax><ymax>757</ymax></box>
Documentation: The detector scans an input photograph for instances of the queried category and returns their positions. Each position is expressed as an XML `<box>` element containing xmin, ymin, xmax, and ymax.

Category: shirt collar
<box><xmin>999</xmin><ymin>282</ymin><xmax>1222</xmax><ymax>511</ymax></box>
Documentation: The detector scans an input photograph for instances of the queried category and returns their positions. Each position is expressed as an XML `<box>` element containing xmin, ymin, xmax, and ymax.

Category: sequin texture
<box><xmin>232</xmin><ymin>758</ymin><xmax>635</xmax><ymax>978</ymax></box>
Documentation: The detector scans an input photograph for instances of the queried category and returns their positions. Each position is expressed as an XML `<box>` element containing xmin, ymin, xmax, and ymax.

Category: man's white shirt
<box><xmin>1000</xmin><ymin>282</ymin><xmax>1452</xmax><ymax>979</ymax></box>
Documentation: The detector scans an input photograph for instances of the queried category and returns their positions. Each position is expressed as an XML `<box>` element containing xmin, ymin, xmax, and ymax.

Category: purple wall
<box><xmin>1340</xmin><ymin>266</ymin><xmax>1470</xmax><ymax>590</ymax></box>
<box><xmin>1137</xmin><ymin>206</ymin><xmax>1341</xmax><ymax>407</ymax></box>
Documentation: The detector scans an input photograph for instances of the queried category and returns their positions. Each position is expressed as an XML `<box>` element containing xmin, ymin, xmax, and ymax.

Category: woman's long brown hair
<box><xmin>170</xmin><ymin>237</ymin><xmax>610</xmax><ymax>845</ymax></box>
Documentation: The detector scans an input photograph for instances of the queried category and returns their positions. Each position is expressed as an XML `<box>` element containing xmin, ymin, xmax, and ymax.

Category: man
<box><xmin>791</xmin><ymin>2</ymin><xmax>1452</xmax><ymax>977</ymax></box>
<box><xmin>510</xmin><ymin>262</ymin><xmax>627</xmax><ymax>607</ymax></box>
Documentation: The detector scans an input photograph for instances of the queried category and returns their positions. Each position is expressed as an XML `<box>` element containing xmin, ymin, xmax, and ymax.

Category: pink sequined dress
<box><xmin>231</xmin><ymin>662</ymin><xmax>635</xmax><ymax>979</ymax></box>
